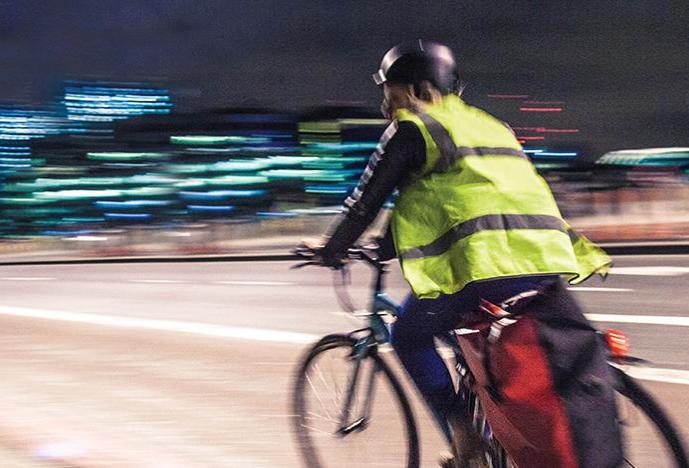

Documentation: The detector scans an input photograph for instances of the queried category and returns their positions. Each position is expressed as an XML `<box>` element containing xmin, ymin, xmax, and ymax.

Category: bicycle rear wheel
<box><xmin>292</xmin><ymin>334</ymin><xmax>420</xmax><ymax>468</ymax></box>
<box><xmin>612</xmin><ymin>365</ymin><xmax>689</xmax><ymax>467</ymax></box>
<box><xmin>460</xmin><ymin>380</ymin><xmax>511</xmax><ymax>468</ymax></box>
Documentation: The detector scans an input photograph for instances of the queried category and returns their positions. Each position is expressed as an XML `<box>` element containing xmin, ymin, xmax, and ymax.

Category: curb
<box><xmin>1</xmin><ymin>243</ymin><xmax>688</xmax><ymax>267</ymax></box>
<box><xmin>0</xmin><ymin>253</ymin><xmax>300</xmax><ymax>267</ymax></box>
<box><xmin>599</xmin><ymin>242</ymin><xmax>689</xmax><ymax>256</ymax></box>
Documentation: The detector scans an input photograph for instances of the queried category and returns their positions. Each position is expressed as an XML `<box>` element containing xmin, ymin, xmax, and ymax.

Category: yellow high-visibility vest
<box><xmin>392</xmin><ymin>94</ymin><xmax>610</xmax><ymax>298</ymax></box>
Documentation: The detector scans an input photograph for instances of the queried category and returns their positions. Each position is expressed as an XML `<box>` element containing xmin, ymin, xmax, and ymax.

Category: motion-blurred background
<box><xmin>1</xmin><ymin>1</ymin><xmax>688</xmax><ymax>260</ymax></box>
<box><xmin>0</xmin><ymin>3</ymin><xmax>688</xmax><ymax>467</ymax></box>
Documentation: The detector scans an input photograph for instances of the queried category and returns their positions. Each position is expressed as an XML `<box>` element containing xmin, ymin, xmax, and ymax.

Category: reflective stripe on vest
<box><xmin>400</xmin><ymin>214</ymin><xmax>568</xmax><ymax>259</ymax></box>
<box><xmin>414</xmin><ymin>111</ymin><xmax>528</xmax><ymax>173</ymax></box>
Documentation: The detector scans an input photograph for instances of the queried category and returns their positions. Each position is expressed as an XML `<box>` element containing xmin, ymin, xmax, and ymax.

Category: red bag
<box><xmin>458</xmin><ymin>313</ymin><xmax>579</xmax><ymax>467</ymax></box>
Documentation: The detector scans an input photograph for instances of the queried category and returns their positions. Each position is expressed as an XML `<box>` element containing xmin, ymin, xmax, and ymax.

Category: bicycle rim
<box><xmin>612</xmin><ymin>366</ymin><xmax>689</xmax><ymax>468</ymax></box>
<box><xmin>292</xmin><ymin>334</ymin><xmax>419</xmax><ymax>468</ymax></box>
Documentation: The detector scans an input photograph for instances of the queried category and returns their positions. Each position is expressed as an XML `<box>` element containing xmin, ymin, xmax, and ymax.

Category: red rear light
<box><xmin>605</xmin><ymin>329</ymin><xmax>629</xmax><ymax>358</ymax></box>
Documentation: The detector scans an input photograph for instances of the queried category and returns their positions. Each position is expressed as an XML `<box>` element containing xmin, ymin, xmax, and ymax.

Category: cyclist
<box><xmin>303</xmin><ymin>40</ymin><xmax>622</xmax><ymax>467</ymax></box>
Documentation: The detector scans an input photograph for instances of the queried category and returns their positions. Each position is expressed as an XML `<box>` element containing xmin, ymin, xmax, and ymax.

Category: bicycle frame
<box><xmin>334</xmin><ymin>259</ymin><xmax>481</xmax><ymax>448</ymax></box>
<box><xmin>335</xmin><ymin>261</ymin><xmax>401</xmax><ymax>436</ymax></box>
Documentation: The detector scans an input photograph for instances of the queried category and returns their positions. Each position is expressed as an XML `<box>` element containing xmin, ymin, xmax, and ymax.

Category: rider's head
<box><xmin>372</xmin><ymin>40</ymin><xmax>459</xmax><ymax>119</ymax></box>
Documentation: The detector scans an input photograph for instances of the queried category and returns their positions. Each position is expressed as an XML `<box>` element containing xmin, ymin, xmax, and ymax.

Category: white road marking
<box><xmin>568</xmin><ymin>287</ymin><xmax>633</xmax><ymax>292</ymax></box>
<box><xmin>215</xmin><ymin>280</ymin><xmax>293</xmax><ymax>286</ymax></box>
<box><xmin>130</xmin><ymin>279</ymin><xmax>187</xmax><ymax>284</ymax></box>
<box><xmin>610</xmin><ymin>266</ymin><xmax>689</xmax><ymax>276</ymax></box>
<box><xmin>614</xmin><ymin>366</ymin><xmax>689</xmax><ymax>386</ymax></box>
<box><xmin>0</xmin><ymin>277</ymin><xmax>55</xmax><ymax>281</ymax></box>
<box><xmin>586</xmin><ymin>313</ymin><xmax>689</xmax><ymax>327</ymax></box>
<box><xmin>0</xmin><ymin>306</ymin><xmax>319</xmax><ymax>345</ymax></box>
<box><xmin>0</xmin><ymin>305</ymin><xmax>688</xmax><ymax>386</ymax></box>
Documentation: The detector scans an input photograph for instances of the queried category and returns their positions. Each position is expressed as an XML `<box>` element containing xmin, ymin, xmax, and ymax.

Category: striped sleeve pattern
<box><xmin>343</xmin><ymin>120</ymin><xmax>399</xmax><ymax>214</ymax></box>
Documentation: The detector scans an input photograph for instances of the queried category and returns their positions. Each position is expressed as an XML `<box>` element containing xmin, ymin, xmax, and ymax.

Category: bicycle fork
<box><xmin>336</xmin><ymin>338</ymin><xmax>379</xmax><ymax>437</ymax></box>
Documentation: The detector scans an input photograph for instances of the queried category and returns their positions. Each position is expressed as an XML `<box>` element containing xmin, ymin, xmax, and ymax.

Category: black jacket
<box><xmin>322</xmin><ymin>120</ymin><xmax>426</xmax><ymax>260</ymax></box>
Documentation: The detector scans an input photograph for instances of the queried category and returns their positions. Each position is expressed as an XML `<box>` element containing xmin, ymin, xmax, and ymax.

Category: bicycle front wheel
<box><xmin>612</xmin><ymin>365</ymin><xmax>689</xmax><ymax>467</ymax></box>
<box><xmin>292</xmin><ymin>334</ymin><xmax>420</xmax><ymax>468</ymax></box>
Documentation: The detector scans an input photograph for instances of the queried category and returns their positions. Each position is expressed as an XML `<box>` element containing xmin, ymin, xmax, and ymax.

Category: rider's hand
<box><xmin>294</xmin><ymin>240</ymin><xmax>345</xmax><ymax>269</ymax></box>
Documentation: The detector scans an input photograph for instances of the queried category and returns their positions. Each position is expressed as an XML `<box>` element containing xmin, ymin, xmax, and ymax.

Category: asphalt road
<box><xmin>0</xmin><ymin>255</ymin><xmax>687</xmax><ymax>466</ymax></box>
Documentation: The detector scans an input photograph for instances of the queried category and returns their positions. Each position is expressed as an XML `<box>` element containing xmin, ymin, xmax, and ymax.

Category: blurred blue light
<box><xmin>179</xmin><ymin>190</ymin><xmax>267</xmax><ymax>200</ymax></box>
<box><xmin>104</xmin><ymin>213</ymin><xmax>152</xmax><ymax>220</ymax></box>
<box><xmin>305</xmin><ymin>185</ymin><xmax>350</xmax><ymax>194</ymax></box>
<box><xmin>537</xmin><ymin>152</ymin><xmax>578</xmax><ymax>157</ymax></box>
<box><xmin>95</xmin><ymin>201</ymin><xmax>172</xmax><ymax>209</ymax></box>
<box><xmin>187</xmin><ymin>205</ymin><xmax>235</xmax><ymax>213</ymax></box>
<box><xmin>0</xmin><ymin>158</ymin><xmax>31</xmax><ymax>163</ymax></box>
<box><xmin>308</xmin><ymin>142</ymin><xmax>378</xmax><ymax>152</ymax></box>
<box><xmin>42</xmin><ymin>229</ymin><xmax>94</xmax><ymax>236</ymax></box>
<box><xmin>256</xmin><ymin>211</ymin><xmax>298</xmax><ymax>218</ymax></box>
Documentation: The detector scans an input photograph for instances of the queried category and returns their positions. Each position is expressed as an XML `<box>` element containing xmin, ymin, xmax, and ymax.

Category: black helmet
<box><xmin>372</xmin><ymin>40</ymin><xmax>459</xmax><ymax>94</ymax></box>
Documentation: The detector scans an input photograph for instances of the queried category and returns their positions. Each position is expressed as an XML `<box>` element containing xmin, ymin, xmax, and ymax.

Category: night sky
<box><xmin>2</xmin><ymin>1</ymin><xmax>687</xmax><ymax>154</ymax></box>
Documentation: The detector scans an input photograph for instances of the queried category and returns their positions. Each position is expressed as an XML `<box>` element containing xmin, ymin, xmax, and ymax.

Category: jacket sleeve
<box><xmin>321</xmin><ymin>120</ymin><xmax>426</xmax><ymax>258</ymax></box>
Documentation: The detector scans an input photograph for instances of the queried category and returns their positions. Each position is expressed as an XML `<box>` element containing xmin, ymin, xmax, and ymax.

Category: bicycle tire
<box><xmin>612</xmin><ymin>365</ymin><xmax>689</xmax><ymax>468</ymax></box>
<box><xmin>292</xmin><ymin>334</ymin><xmax>420</xmax><ymax>468</ymax></box>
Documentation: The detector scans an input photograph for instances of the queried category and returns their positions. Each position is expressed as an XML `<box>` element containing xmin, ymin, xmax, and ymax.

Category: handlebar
<box><xmin>291</xmin><ymin>245</ymin><xmax>387</xmax><ymax>272</ymax></box>
<box><xmin>291</xmin><ymin>244</ymin><xmax>390</xmax><ymax>314</ymax></box>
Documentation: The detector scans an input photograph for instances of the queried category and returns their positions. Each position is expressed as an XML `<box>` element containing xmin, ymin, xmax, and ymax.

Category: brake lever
<box><xmin>290</xmin><ymin>261</ymin><xmax>320</xmax><ymax>270</ymax></box>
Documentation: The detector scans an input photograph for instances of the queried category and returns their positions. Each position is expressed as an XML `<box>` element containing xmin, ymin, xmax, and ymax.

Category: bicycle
<box><xmin>290</xmin><ymin>246</ymin><xmax>689</xmax><ymax>468</ymax></box>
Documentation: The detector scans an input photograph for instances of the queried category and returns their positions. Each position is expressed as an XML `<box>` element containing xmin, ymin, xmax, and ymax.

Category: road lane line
<box><xmin>0</xmin><ymin>306</ymin><xmax>319</xmax><ymax>345</ymax></box>
<box><xmin>586</xmin><ymin>313</ymin><xmax>689</xmax><ymax>327</ymax></box>
<box><xmin>614</xmin><ymin>366</ymin><xmax>689</xmax><ymax>386</ymax></box>
<box><xmin>130</xmin><ymin>279</ymin><xmax>187</xmax><ymax>284</ymax></box>
<box><xmin>0</xmin><ymin>277</ymin><xmax>55</xmax><ymax>281</ymax></box>
<box><xmin>568</xmin><ymin>287</ymin><xmax>633</xmax><ymax>292</ymax></box>
<box><xmin>610</xmin><ymin>266</ymin><xmax>689</xmax><ymax>276</ymax></box>
<box><xmin>0</xmin><ymin>306</ymin><xmax>688</xmax><ymax>386</ymax></box>
<box><xmin>215</xmin><ymin>280</ymin><xmax>294</xmax><ymax>286</ymax></box>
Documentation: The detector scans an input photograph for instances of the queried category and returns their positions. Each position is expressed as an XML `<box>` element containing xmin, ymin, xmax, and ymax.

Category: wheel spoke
<box><xmin>304</xmin><ymin>410</ymin><xmax>338</xmax><ymax>425</ymax></box>
<box><xmin>292</xmin><ymin>336</ymin><xmax>419</xmax><ymax>468</ymax></box>
<box><xmin>306</xmin><ymin>372</ymin><xmax>335</xmax><ymax>422</ymax></box>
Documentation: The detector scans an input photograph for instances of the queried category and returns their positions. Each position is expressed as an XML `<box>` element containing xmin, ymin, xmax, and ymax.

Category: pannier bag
<box><xmin>457</xmin><ymin>280</ymin><xmax>624</xmax><ymax>468</ymax></box>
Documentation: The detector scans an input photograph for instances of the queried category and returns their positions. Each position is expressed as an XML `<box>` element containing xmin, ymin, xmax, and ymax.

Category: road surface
<box><xmin>0</xmin><ymin>254</ymin><xmax>687</xmax><ymax>466</ymax></box>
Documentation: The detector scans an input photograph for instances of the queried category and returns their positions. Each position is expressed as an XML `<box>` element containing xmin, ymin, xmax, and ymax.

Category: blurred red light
<box><xmin>512</xmin><ymin>127</ymin><xmax>579</xmax><ymax>133</ymax></box>
<box><xmin>605</xmin><ymin>329</ymin><xmax>630</xmax><ymax>358</ymax></box>
<box><xmin>519</xmin><ymin>107</ymin><xmax>563</xmax><ymax>112</ymax></box>
<box><xmin>539</xmin><ymin>128</ymin><xmax>579</xmax><ymax>133</ymax></box>
<box><xmin>487</xmin><ymin>94</ymin><xmax>530</xmax><ymax>99</ymax></box>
